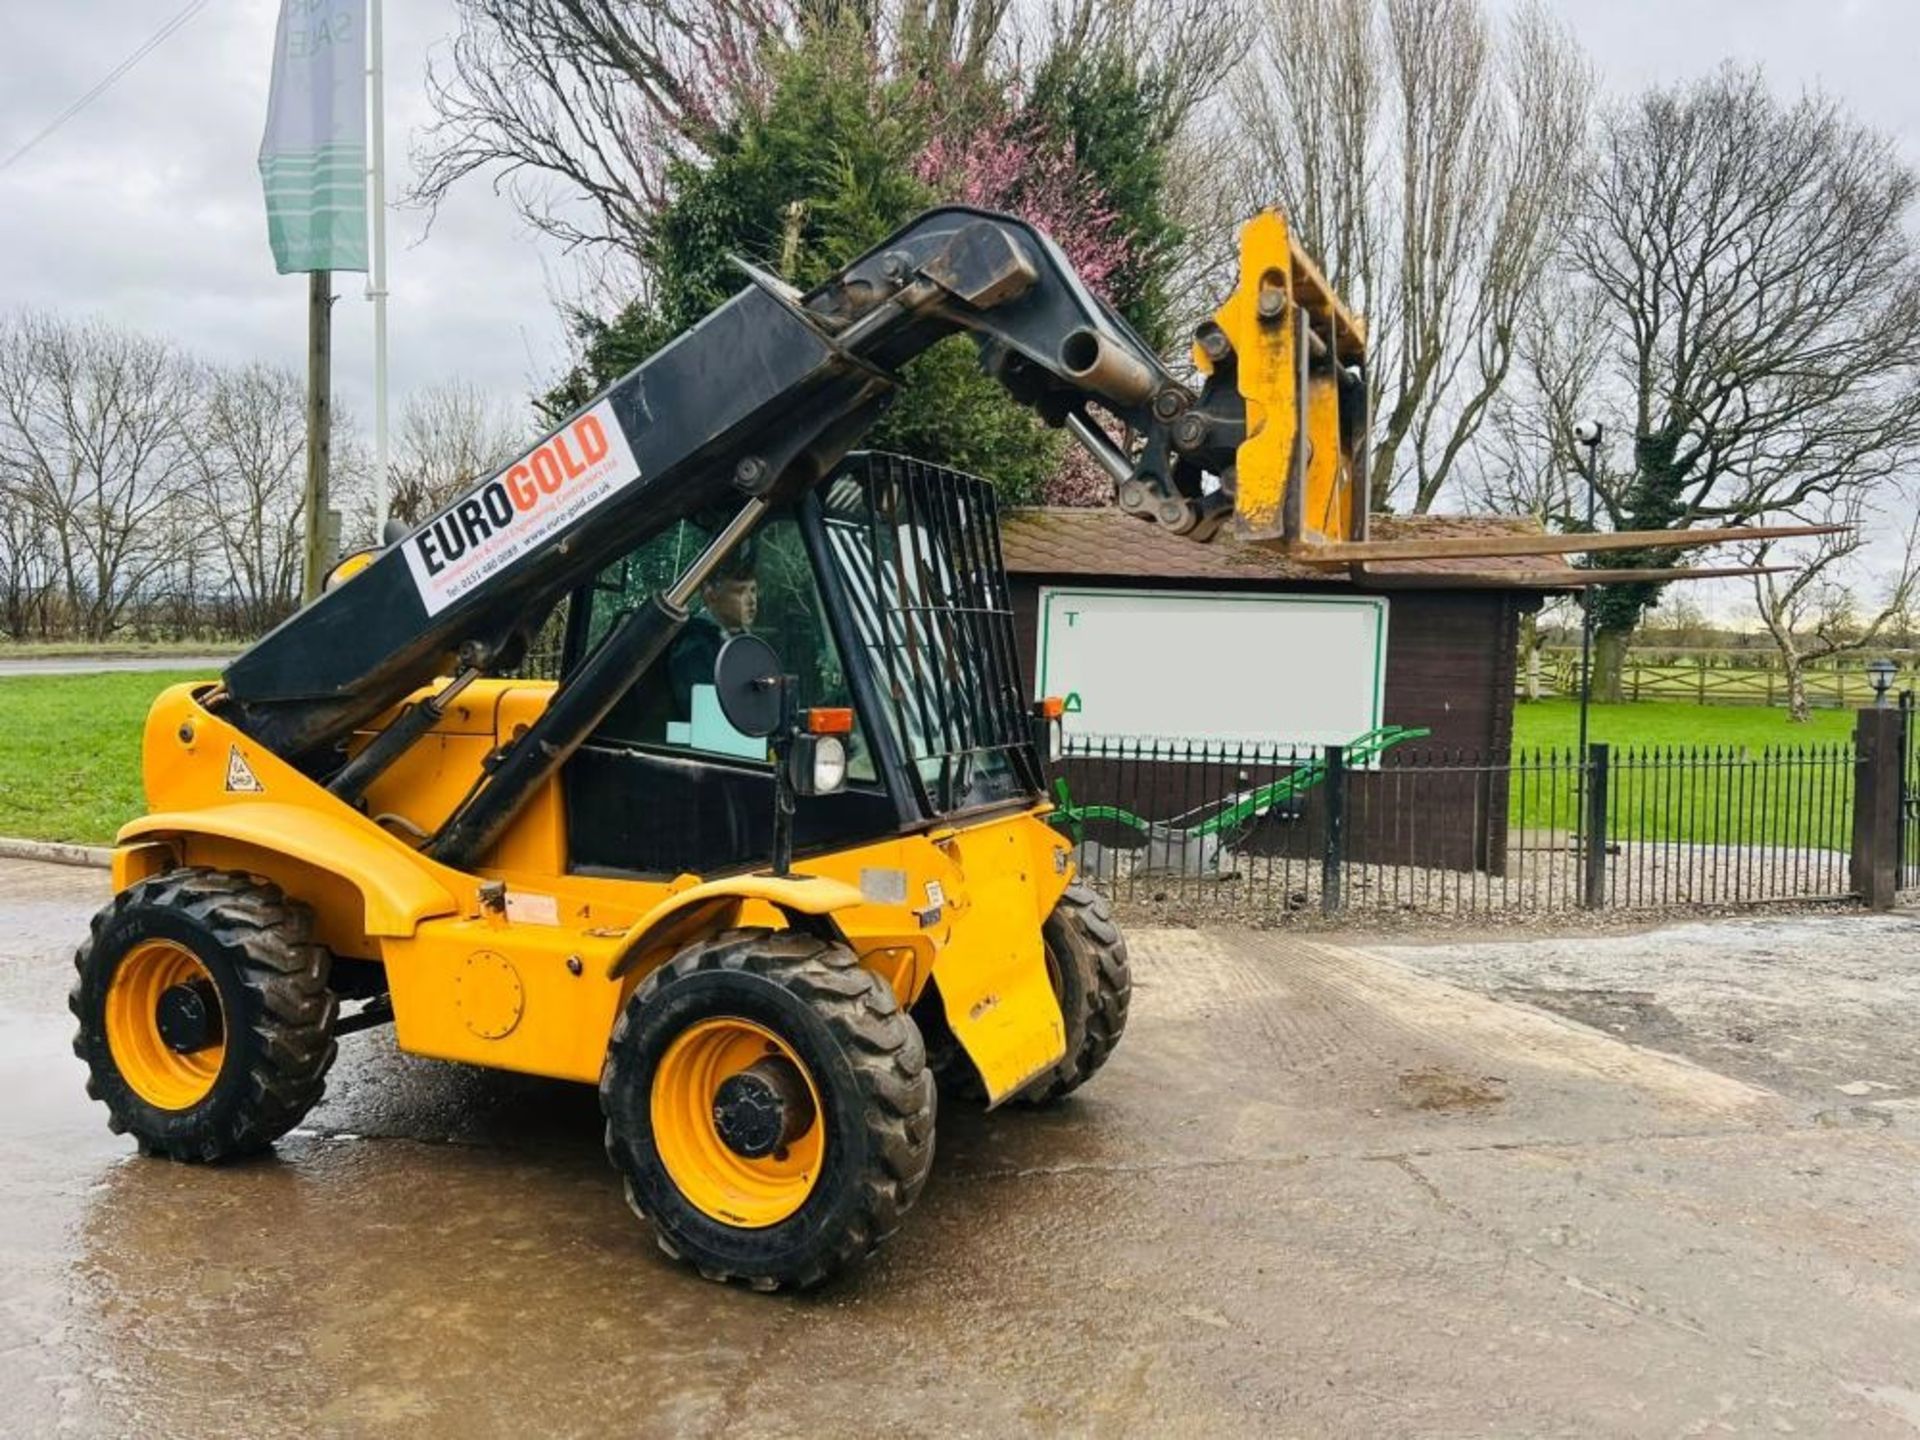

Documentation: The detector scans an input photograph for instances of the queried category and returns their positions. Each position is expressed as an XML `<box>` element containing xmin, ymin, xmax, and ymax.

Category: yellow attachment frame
<box><xmin>1197</xmin><ymin>210</ymin><xmax>1368</xmax><ymax>549</ymax></box>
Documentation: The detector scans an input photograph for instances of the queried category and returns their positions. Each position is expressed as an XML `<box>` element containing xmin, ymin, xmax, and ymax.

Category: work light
<box><xmin>790</xmin><ymin>734</ymin><xmax>848</xmax><ymax>796</ymax></box>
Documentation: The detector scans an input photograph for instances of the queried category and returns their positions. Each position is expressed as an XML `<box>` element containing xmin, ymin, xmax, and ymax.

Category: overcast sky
<box><xmin>2</xmin><ymin>1</ymin><xmax>1917</xmax><ymax>496</ymax></box>
<box><xmin>0</xmin><ymin>2</ymin><xmax>574</xmax><ymax>433</ymax></box>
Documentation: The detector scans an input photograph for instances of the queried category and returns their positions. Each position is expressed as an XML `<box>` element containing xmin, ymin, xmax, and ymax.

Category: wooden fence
<box><xmin>1528</xmin><ymin>650</ymin><xmax>1918</xmax><ymax>708</ymax></box>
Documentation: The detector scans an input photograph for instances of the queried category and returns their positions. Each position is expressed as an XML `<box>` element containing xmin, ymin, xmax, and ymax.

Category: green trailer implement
<box><xmin>1047</xmin><ymin>726</ymin><xmax>1431</xmax><ymax>876</ymax></box>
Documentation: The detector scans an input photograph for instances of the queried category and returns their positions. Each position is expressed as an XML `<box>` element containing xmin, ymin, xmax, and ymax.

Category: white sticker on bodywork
<box><xmin>860</xmin><ymin>867</ymin><xmax>908</xmax><ymax>904</ymax></box>
<box><xmin>401</xmin><ymin>398</ymin><xmax>642</xmax><ymax>617</ymax></box>
<box><xmin>504</xmin><ymin>891</ymin><xmax>561</xmax><ymax>926</ymax></box>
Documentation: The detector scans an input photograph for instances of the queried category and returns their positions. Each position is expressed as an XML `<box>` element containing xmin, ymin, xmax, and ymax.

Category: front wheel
<box><xmin>1016</xmin><ymin>881</ymin><xmax>1132</xmax><ymax>1103</ymax></box>
<box><xmin>928</xmin><ymin>882</ymin><xmax>1134</xmax><ymax>1106</ymax></box>
<box><xmin>71</xmin><ymin>868</ymin><xmax>338</xmax><ymax>1161</ymax></box>
<box><xmin>600</xmin><ymin>929</ymin><xmax>935</xmax><ymax>1291</ymax></box>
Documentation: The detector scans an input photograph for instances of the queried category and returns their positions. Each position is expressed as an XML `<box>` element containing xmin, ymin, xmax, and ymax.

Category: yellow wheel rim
<box><xmin>104</xmin><ymin>939</ymin><xmax>226</xmax><ymax>1111</ymax></box>
<box><xmin>651</xmin><ymin>1017</ymin><xmax>825</xmax><ymax>1228</ymax></box>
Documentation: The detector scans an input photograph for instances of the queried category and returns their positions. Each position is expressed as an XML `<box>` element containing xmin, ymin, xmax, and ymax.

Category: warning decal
<box><xmin>401</xmin><ymin>399</ymin><xmax>642</xmax><ymax>617</ymax></box>
<box><xmin>225</xmin><ymin>746</ymin><xmax>265</xmax><ymax>794</ymax></box>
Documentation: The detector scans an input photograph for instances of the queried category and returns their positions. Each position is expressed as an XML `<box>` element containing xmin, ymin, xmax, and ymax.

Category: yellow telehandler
<box><xmin>71</xmin><ymin>208</ymin><xmax>1818</xmax><ymax>1288</ymax></box>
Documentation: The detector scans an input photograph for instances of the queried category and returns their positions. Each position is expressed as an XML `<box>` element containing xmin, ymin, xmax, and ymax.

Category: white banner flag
<box><xmin>258</xmin><ymin>0</ymin><xmax>368</xmax><ymax>274</ymax></box>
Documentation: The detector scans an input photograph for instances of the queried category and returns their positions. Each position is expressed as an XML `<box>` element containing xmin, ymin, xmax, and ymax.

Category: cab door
<box><xmin>560</xmin><ymin>511</ymin><xmax>896</xmax><ymax>876</ymax></box>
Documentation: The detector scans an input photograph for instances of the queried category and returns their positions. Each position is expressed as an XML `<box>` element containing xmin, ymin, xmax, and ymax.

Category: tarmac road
<box><xmin>0</xmin><ymin>655</ymin><xmax>231</xmax><ymax>677</ymax></box>
<box><xmin>4</xmin><ymin>857</ymin><xmax>1920</xmax><ymax>1437</ymax></box>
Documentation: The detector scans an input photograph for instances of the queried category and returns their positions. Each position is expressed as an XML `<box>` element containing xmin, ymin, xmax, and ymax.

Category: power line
<box><xmin>0</xmin><ymin>0</ymin><xmax>214</xmax><ymax>175</ymax></box>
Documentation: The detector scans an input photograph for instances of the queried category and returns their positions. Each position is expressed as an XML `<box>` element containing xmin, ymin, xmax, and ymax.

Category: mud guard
<box><xmin>933</xmin><ymin>934</ymin><xmax>1066</xmax><ymax>1105</ymax></box>
<box><xmin>605</xmin><ymin>874</ymin><xmax>867</xmax><ymax>981</ymax></box>
<box><xmin>117</xmin><ymin>805</ymin><xmax>458</xmax><ymax>936</ymax></box>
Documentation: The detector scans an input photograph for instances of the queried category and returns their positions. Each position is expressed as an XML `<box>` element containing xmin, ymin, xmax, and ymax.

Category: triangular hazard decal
<box><xmin>225</xmin><ymin>745</ymin><xmax>264</xmax><ymax>794</ymax></box>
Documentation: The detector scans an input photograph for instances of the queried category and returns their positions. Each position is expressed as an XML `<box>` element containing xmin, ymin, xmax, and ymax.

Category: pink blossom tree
<box><xmin>910</xmin><ymin>86</ymin><xmax>1134</xmax><ymax>503</ymax></box>
<box><xmin>910</xmin><ymin>94</ymin><xmax>1129</xmax><ymax>297</ymax></box>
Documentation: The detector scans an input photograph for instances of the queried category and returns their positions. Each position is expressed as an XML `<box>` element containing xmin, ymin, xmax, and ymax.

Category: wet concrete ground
<box><xmin>5</xmin><ymin>858</ymin><xmax>1920</xmax><ymax>1436</ymax></box>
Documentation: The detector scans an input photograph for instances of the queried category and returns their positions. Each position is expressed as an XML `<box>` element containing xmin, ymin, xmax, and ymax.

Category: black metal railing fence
<box><xmin>1050</xmin><ymin>734</ymin><xmax>1859</xmax><ymax>919</ymax></box>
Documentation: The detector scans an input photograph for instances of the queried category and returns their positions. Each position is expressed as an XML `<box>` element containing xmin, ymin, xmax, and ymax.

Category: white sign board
<box><xmin>1035</xmin><ymin>587</ymin><xmax>1388</xmax><ymax>751</ymax></box>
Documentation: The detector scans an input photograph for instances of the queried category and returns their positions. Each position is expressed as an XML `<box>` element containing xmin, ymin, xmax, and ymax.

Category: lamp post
<box><xmin>1570</xmin><ymin>421</ymin><xmax>1604</xmax><ymax>762</ymax></box>
<box><xmin>1565</xmin><ymin>420</ymin><xmax>1605</xmax><ymax>872</ymax></box>
<box><xmin>1868</xmin><ymin>657</ymin><xmax>1898</xmax><ymax>709</ymax></box>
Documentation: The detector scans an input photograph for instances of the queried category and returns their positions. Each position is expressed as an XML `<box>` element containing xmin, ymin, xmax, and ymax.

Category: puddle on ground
<box><xmin>1397</xmin><ymin>1066</ymin><xmax>1508</xmax><ymax>1112</ymax></box>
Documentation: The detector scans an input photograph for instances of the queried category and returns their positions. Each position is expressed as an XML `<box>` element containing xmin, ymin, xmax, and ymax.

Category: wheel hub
<box><xmin>104</xmin><ymin>938</ymin><xmax>228</xmax><ymax>1111</ymax></box>
<box><xmin>713</xmin><ymin>1057</ymin><xmax>816</xmax><ymax>1158</ymax></box>
<box><xmin>156</xmin><ymin>977</ymin><xmax>224</xmax><ymax>1054</ymax></box>
<box><xmin>651</xmin><ymin>1017</ymin><xmax>827</xmax><ymax>1228</ymax></box>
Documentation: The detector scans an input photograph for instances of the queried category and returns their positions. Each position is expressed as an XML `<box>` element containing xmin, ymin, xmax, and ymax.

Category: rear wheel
<box><xmin>601</xmin><ymin>929</ymin><xmax>935</xmax><ymax>1290</ymax></box>
<box><xmin>71</xmin><ymin>868</ymin><xmax>338</xmax><ymax>1161</ymax></box>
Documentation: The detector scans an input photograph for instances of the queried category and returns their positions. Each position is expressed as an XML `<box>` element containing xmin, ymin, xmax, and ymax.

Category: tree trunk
<box><xmin>1784</xmin><ymin>657</ymin><xmax>1810</xmax><ymax>723</ymax></box>
<box><xmin>1591</xmin><ymin>625</ymin><xmax>1632</xmax><ymax>704</ymax></box>
<box><xmin>1520</xmin><ymin>612</ymin><xmax>1540</xmax><ymax>702</ymax></box>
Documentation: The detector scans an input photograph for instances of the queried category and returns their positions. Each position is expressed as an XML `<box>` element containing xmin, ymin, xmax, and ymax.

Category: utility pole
<box><xmin>1571</xmin><ymin>420</ymin><xmax>1603</xmax><ymax>873</ymax></box>
<box><xmin>368</xmin><ymin>0</ymin><xmax>391</xmax><ymax>537</ymax></box>
<box><xmin>302</xmin><ymin>270</ymin><xmax>334</xmax><ymax>602</ymax></box>
<box><xmin>261</xmin><ymin>0</ymin><xmax>364</xmax><ymax>601</ymax></box>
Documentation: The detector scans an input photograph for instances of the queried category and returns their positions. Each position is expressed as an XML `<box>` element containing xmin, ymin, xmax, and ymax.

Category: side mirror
<box><xmin>713</xmin><ymin>633</ymin><xmax>785</xmax><ymax>738</ymax></box>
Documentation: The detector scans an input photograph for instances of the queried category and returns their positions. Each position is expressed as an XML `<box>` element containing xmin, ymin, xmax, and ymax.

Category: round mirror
<box><xmin>713</xmin><ymin>633</ymin><xmax>785</xmax><ymax>738</ymax></box>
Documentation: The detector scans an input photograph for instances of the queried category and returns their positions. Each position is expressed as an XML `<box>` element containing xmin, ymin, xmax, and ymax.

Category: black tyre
<box><xmin>1016</xmin><ymin>881</ymin><xmax>1132</xmax><ymax>1103</ymax></box>
<box><xmin>71</xmin><ymin>868</ymin><xmax>338</xmax><ymax>1162</ymax></box>
<box><xmin>601</xmin><ymin>928</ymin><xmax>935</xmax><ymax>1291</ymax></box>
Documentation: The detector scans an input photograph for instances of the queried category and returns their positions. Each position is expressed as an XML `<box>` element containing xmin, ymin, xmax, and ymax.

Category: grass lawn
<box><xmin>1505</xmin><ymin>700</ymin><xmax>1856</xmax><ymax>846</ymax></box>
<box><xmin>1511</xmin><ymin>698</ymin><xmax>1856</xmax><ymax>752</ymax></box>
<box><xmin>0</xmin><ymin>671</ymin><xmax>203</xmax><ymax>844</ymax></box>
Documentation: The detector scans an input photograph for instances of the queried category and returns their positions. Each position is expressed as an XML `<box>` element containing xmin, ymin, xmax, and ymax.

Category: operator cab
<box><xmin>559</xmin><ymin>453</ymin><xmax>1043</xmax><ymax>877</ymax></box>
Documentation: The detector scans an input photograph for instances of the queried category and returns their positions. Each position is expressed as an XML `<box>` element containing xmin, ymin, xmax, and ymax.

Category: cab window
<box><xmin>577</xmin><ymin>513</ymin><xmax>873</xmax><ymax>779</ymax></box>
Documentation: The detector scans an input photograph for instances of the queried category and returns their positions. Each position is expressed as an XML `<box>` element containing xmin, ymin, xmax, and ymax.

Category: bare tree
<box><xmin>1035</xmin><ymin>0</ymin><xmax>1245</xmax><ymax>142</ymax></box>
<box><xmin>1463</xmin><ymin>286</ymin><xmax>1608</xmax><ymax>703</ymax></box>
<box><xmin>0</xmin><ymin>470</ymin><xmax>57</xmax><ymax>639</ymax></box>
<box><xmin>1228</xmin><ymin>0</ymin><xmax>1591</xmax><ymax>513</ymax></box>
<box><xmin>186</xmin><ymin>362</ymin><xmax>311</xmax><ymax>635</ymax></box>
<box><xmin>1466</xmin><ymin>283</ymin><xmax>1607</xmax><ymax>527</ymax></box>
<box><xmin>1746</xmin><ymin>489</ymin><xmax>1920</xmax><ymax>722</ymax></box>
<box><xmin>413</xmin><ymin>0</ymin><xmax>776</xmax><ymax>256</ymax></box>
<box><xmin>385</xmin><ymin>380</ymin><xmax>529</xmax><ymax>529</ymax></box>
<box><xmin>0</xmin><ymin>313</ymin><xmax>199</xmax><ymax>641</ymax></box>
<box><xmin>1565</xmin><ymin>69</ymin><xmax>1920</xmax><ymax>700</ymax></box>
<box><xmin>412</xmin><ymin>0</ymin><xmax>1029</xmax><ymax>263</ymax></box>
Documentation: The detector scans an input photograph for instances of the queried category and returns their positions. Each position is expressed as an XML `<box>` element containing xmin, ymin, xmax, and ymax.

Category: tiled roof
<box><xmin>996</xmin><ymin>507</ymin><xmax>1579</xmax><ymax>586</ymax></box>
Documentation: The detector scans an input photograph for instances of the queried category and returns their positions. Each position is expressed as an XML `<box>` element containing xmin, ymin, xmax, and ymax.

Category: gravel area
<box><xmin>1373</xmin><ymin>910</ymin><xmax>1920</xmax><ymax>1108</ymax></box>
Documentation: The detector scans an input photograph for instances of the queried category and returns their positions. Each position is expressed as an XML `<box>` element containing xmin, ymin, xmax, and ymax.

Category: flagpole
<box><xmin>368</xmin><ymin>0</ymin><xmax>390</xmax><ymax>538</ymax></box>
<box><xmin>263</xmin><ymin>0</ymin><xmax>365</xmax><ymax>599</ymax></box>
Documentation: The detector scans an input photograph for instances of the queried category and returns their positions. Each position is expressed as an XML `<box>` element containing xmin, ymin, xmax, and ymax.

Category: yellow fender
<box><xmin>118</xmin><ymin>683</ymin><xmax>466</xmax><ymax>944</ymax></box>
<box><xmin>118</xmin><ymin>804</ymin><xmax>459</xmax><ymax>937</ymax></box>
<box><xmin>605</xmin><ymin>873</ymin><xmax>867</xmax><ymax>981</ymax></box>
